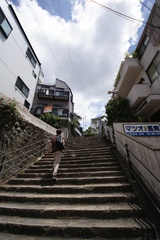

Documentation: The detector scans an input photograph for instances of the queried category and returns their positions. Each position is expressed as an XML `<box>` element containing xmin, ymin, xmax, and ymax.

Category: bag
<box><xmin>52</xmin><ymin>136</ymin><xmax>64</xmax><ymax>152</ymax></box>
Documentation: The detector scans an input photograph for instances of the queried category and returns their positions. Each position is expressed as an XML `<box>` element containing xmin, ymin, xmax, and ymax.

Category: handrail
<box><xmin>0</xmin><ymin>138</ymin><xmax>47</xmax><ymax>184</ymax></box>
<box><xmin>0</xmin><ymin>139</ymin><xmax>45</xmax><ymax>158</ymax></box>
<box><xmin>103</xmin><ymin>126</ymin><xmax>160</xmax><ymax>213</ymax></box>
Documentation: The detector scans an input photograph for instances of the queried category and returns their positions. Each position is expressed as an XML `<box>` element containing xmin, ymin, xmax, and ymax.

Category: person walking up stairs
<box><xmin>0</xmin><ymin>136</ymin><xmax>158</xmax><ymax>239</ymax></box>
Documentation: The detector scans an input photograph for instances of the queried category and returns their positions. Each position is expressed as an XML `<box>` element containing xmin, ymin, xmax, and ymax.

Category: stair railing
<box><xmin>0</xmin><ymin>139</ymin><xmax>47</xmax><ymax>184</ymax></box>
<box><xmin>103</xmin><ymin>126</ymin><xmax>160</xmax><ymax>215</ymax></box>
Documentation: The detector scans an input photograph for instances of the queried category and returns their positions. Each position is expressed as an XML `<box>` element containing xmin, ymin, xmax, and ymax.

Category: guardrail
<box><xmin>0</xmin><ymin>139</ymin><xmax>47</xmax><ymax>184</ymax></box>
<box><xmin>102</xmin><ymin>123</ymin><xmax>160</xmax><ymax>213</ymax></box>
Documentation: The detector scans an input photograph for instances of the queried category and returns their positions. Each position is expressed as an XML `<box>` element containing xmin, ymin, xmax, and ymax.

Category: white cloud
<box><xmin>9</xmin><ymin>0</ymin><xmax>144</xmax><ymax>129</ymax></box>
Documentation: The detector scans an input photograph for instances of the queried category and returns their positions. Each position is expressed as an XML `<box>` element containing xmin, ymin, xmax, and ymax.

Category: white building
<box><xmin>114</xmin><ymin>0</ymin><xmax>160</xmax><ymax>121</ymax></box>
<box><xmin>0</xmin><ymin>1</ymin><xmax>43</xmax><ymax>110</ymax></box>
<box><xmin>91</xmin><ymin>115</ymin><xmax>107</xmax><ymax>135</ymax></box>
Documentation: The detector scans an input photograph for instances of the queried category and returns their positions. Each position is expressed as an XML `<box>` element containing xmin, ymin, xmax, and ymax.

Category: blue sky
<box><xmin>8</xmin><ymin>0</ymin><xmax>156</xmax><ymax>129</ymax></box>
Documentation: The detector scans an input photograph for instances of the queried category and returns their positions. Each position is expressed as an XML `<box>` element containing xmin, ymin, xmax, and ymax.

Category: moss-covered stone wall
<box><xmin>0</xmin><ymin>97</ymin><xmax>52</xmax><ymax>181</ymax></box>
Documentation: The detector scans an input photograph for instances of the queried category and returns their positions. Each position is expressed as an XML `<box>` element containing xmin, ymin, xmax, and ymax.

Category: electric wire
<box><xmin>26</xmin><ymin>0</ymin><xmax>66</xmax><ymax>81</ymax></box>
<box><xmin>86</xmin><ymin>0</ymin><xmax>160</xmax><ymax>29</ymax></box>
<box><xmin>57</xmin><ymin>0</ymin><xmax>79</xmax><ymax>94</ymax></box>
<box><xmin>139</xmin><ymin>0</ymin><xmax>160</xmax><ymax>19</ymax></box>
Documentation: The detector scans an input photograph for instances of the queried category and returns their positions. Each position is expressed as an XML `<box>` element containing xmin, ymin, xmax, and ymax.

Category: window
<box><xmin>0</xmin><ymin>7</ymin><xmax>12</xmax><ymax>38</ymax></box>
<box><xmin>26</xmin><ymin>47</ymin><xmax>37</xmax><ymax>68</ymax></box>
<box><xmin>138</xmin><ymin>35</ymin><xmax>150</xmax><ymax>59</ymax></box>
<box><xmin>24</xmin><ymin>100</ymin><xmax>30</xmax><ymax>109</ymax></box>
<box><xmin>15</xmin><ymin>76</ymin><xmax>29</xmax><ymax>97</ymax></box>
<box><xmin>147</xmin><ymin>52</ymin><xmax>160</xmax><ymax>84</ymax></box>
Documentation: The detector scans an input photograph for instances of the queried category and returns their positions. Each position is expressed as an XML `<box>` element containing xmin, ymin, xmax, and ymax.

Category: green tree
<box><xmin>69</xmin><ymin>113</ymin><xmax>82</xmax><ymax>129</ymax></box>
<box><xmin>83</xmin><ymin>127</ymin><xmax>98</xmax><ymax>137</ymax></box>
<box><xmin>40</xmin><ymin>113</ymin><xmax>61</xmax><ymax>128</ymax></box>
<box><xmin>105</xmin><ymin>96</ymin><xmax>136</xmax><ymax>126</ymax></box>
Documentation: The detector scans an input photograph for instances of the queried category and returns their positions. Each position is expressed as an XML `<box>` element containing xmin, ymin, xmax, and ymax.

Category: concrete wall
<box><xmin>107</xmin><ymin>123</ymin><xmax>160</xmax><ymax>208</ymax></box>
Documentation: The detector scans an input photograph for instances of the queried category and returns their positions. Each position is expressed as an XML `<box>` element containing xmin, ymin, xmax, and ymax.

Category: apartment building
<box><xmin>91</xmin><ymin>115</ymin><xmax>107</xmax><ymax>135</ymax></box>
<box><xmin>114</xmin><ymin>0</ymin><xmax>160</xmax><ymax>121</ymax></box>
<box><xmin>0</xmin><ymin>1</ymin><xmax>43</xmax><ymax>110</ymax></box>
<box><xmin>31</xmin><ymin>78</ymin><xmax>74</xmax><ymax>123</ymax></box>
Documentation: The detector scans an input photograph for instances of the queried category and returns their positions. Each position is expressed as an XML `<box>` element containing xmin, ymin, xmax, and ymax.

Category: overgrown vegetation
<box><xmin>40</xmin><ymin>113</ymin><xmax>61</xmax><ymax>128</ymax></box>
<box><xmin>105</xmin><ymin>96</ymin><xmax>136</xmax><ymax>126</ymax></box>
<box><xmin>69</xmin><ymin>113</ymin><xmax>82</xmax><ymax>129</ymax></box>
<box><xmin>83</xmin><ymin>127</ymin><xmax>98</xmax><ymax>137</ymax></box>
<box><xmin>0</xmin><ymin>97</ymin><xmax>22</xmax><ymax>130</ymax></box>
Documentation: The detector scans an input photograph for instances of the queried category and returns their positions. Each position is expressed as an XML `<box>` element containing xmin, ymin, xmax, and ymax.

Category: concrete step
<box><xmin>0</xmin><ymin>232</ymin><xmax>145</xmax><ymax>240</ymax></box>
<box><xmin>22</xmin><ymin>170</ymin><xmax>125</xmax><ymax>177</ymax></box>
<box><xmin>0</xmin><ymin>183</ymin><xmax>132</xmax><ymax>194</ymax></box>
<box><xmin>0</xmin><ymin>215</ymin><xmax>155</xmax><ymax>239</ymax></box>
<box><xmin>39</xmin><ymin>158</ymin><xmax>117</xmax><ymax>165</ymax></box>
<box><xmin>8</xmin><ymin>175</ymin><xmax>127</xmax><ymax>185</ymax></box>
<box><xmin>0</xmin><ymin>192</ymin><xmax>138</xmax><ymax>204</ymax></box>
<box><xmin>16</xmin><ymin>170</ymin><xmax>124</xmax><ymax>178</ymax></box>
<box><xmin>28</xmin><ymin>165</ymin><xmax>121</xmax><ymax>172</ymax></box>
<box><xmin>0</xmin><ymin>202</ymin><xmax>144</xmax><ymax>219</ymax></box>
<box><xmin>0</xmin><ymin>136</ymin><xmax>156</xmax><ymax>239</ymax></box>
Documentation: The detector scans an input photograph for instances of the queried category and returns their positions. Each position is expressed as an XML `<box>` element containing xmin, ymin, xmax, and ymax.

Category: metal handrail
<box><xmin>0</xmin><ymin>139</ymin><xmax>44</xmax><ymax>158</ymax></box>
<box><xmin>0</xmin><ymin>138</ymin><xmax>47</xmax><ymax>183</ymax></box>
<box><xmin>103</xmin><ymin>127</ymin><xmax>160</xmax><ymax>213</ymax></box>
<box><xmin>0</xmin><ymin>141</ymin><xmax>45</xmax><ymax>166</ymax></box>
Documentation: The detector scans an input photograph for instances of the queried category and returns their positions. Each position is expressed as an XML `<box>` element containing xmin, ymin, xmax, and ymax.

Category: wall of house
<box><xmin>0</xmin><ymin>2</ymin><xmax>41</xmax><ymax>110</ymax></box>
<box><xmin>106</xmin><ymin>123</ymin><xmax>160</xmax><ymax>209</ymax></box>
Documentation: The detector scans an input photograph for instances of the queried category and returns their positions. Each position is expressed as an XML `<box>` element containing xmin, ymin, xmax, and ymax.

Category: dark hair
<box><xmin>56</xmin><ymin>130</ymin><xmax>62</xmax><ymax>135</ymax></box>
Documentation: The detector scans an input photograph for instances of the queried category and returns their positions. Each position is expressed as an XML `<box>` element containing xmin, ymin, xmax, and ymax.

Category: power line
<box><xmin>57</xmin><ymin>0</ymin><xmax>79</xmax><ymax>94</ymax></box>
<box><xmin>139</xmin><ymin>0</ymin><xmax>160</xmax><ymax>19</ymax></box>
<box><xmin>86</xmin><ymin>0</ymin><xmax>160</xmax><ymax>29</ymax></box>
<box><xmin>26</xmin><ymin>0</ymin><xmax>66</xmax><ymax>81</ymax></box>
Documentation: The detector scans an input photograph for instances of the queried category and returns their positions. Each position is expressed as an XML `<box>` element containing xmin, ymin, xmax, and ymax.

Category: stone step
<box><xmin>28</xmin><ymin>165</ymin><xmax>121</xmax><ymax>172</ymax></box>
<box><xmin>17</xmin><ymin>170</ymin><xmax>124</xmax><ymax>178</ymax></box>
<box><xmin>0</xmin><ymin>215</ymin><xmax>155</xmax><ymax>239</ymax></box>
<box><xmin>0</xmin><ymin>202</ymin><xmax>144</xmax><ymax>219</ymax></box>
<box><xmin>8</xmin><ymin>176</ymin><xmax>127</xmax><ymax>185</ymax></box>
<box><xmin>0</xmin><ymin>232</ymin><xmax>145</xmax><ymax>240</ymax></box>
<box><xmin>35</xmin><ymin>163</ymin><xmax>120</xmax><ymax>169</ymax></box>
<box><xmin>0</xmin><ymin>183</ymin><xmax>132</xmax><ymax>194</ymax></box>
<box><xmin>0</xmin><ymin>136</ymin><xmax>156</xmax><ymax>239</ymax></box>
<box><xmin>36</xmin><ymin>158</ymin><xmax>118</xmax><ymax>163</ymax></box>
<box><xmin>23</xmin><ymin>170</ymin><xmax>124</xmax><ymax>177</ymax></box>
<box><xmin>0</xmin><ymin>192</ymin><xmax>138</xmax><ymax>204</ymax></box>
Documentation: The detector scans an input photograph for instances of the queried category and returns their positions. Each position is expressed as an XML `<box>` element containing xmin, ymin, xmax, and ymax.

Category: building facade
<box><xmin>114</xmin><ymin>0</ymin><xmax>160</xmax><ymax>121</ymax></box>
<box><xmin>91</xmin><ymin>115</ymin><xmax>107</xmax><ymax>135</ymax></box>
<box><xmin>0</xmin><ymin>1</ymin><xmax>43</xmax><ymax>110</ymax></box>
<box><xmin>31</xmin><ymin>78</ymin><xmax>74</xmax><ymax>123</ymax></box>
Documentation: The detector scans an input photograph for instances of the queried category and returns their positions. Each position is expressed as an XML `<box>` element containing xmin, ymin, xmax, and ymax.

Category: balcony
<box><xmin>128</xmin><ymin>84</ymin><xmax>151</xmax><ymax>109</ymax></box>
<box><xmin>52</xmin><ymin>108</ymin><xmax>68</xmax><ymax>119</ymax></box>
<box><xmin>115</xmin><ymin>58</ymin><xmax>142</xmax><ymax>97</ymax></box>
<box><xmin>38</xmin><ymin>89</ymin><xmax>69</xmax><ymax>101</ymax></box>
<box><xmin>33</xmin><ymin>106</ymin><xmax>69</xmax><ymax>119</ymax></box>
<box><xmin>135</xmin><ymin>94</ymin><xmax>160</xmax><ymax>117</ymax></box>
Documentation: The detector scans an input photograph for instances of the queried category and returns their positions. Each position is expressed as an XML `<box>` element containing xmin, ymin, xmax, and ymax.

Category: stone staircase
<box><xmin>0</xmin><ymin>136</ymin><xmax>157</xmax><ymax>239</ymax></box>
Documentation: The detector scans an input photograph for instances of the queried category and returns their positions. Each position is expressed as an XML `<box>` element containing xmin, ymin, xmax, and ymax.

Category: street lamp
<box><xmin>108</xmin><ymin>89</ymin><xmax>118</xmax><ymax>97</ymax></box>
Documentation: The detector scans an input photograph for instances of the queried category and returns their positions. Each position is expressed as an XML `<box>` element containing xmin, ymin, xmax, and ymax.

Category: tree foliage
<box><xmin>105</xmin><ymin>96</ymin><xmax>136</xmax><ymax>126</ymax></box>
<box><xmin>69</xmin><ymin>113</ymin><xmax>82</xmax><ymax>129</ymax></box>
<box><xmin>40</xmin><ymin>113</ymin><xmax>61</xmax><ymax>128</ymax></box>
<box><xmin>83</xmin><ymin>127</ymin><xmax>98</xmax><ymax>137</ymax></box>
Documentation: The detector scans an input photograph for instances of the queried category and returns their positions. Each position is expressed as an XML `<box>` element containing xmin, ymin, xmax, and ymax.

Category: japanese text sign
<box><xmin>123</xmin><ymin>124</ymin><xmax>160</xmax><ymax>136</ymax></box>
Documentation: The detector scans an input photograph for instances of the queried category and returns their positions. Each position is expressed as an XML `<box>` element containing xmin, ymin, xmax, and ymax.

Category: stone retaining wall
<box><xmin>0</xmin><ymin>95</ymin><xmax>54</xmax><ymax>181</ymax></box>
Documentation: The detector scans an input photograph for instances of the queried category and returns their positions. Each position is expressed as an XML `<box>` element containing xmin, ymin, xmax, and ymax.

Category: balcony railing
<box><xmin>33</xmin><ymin>107</ymin><xmax>69</xmax><ymax>119</ymax></box>
<box><xmin>38</xmin><ymin>89</ymin><xmax>69</xmax><ymax>101</ymax></box>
